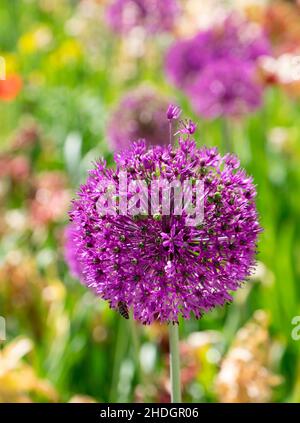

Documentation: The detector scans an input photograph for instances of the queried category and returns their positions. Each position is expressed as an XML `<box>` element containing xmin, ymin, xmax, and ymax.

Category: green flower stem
<box><xmin>168</xmin><ymin>323</ymin><xmax>182</xmax><ymax>403</ymax></box>
<box><xmin>221</xmin><ymin>118</ymin><xmax>233</xmax><ymax>152</ymax></box>
<box><xmin>109</xmin><ymin>317</ymin><xmax>128</xmax><ymax>402</ymax></box>
<box><xmin>128</xmin><ymin>314</ymin><xmax>145</xmax><ymax>384</ymax></box>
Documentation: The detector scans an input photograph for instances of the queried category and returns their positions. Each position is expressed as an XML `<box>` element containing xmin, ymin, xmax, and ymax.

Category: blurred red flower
<box><xmin>0</xmin><ymin>74</ymin><xmax>23</xmax><ymax>101</ymax></box>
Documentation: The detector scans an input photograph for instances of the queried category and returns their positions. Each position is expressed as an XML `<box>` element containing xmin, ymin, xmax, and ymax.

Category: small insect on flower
<box><xmin>117</xmin><ymin>301</ymin><xmax>129</xmax><ymax>319</ymax></box>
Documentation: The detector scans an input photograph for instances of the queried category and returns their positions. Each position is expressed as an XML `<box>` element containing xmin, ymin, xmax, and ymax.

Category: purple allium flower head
<box><xmin>210</xmin><ymin>15</ymin><xmax>271</xmax><ymax>62</ymax></box>
<box><xmin>105</xmin><ymin>0</ymin><xmax>180</xmax><ymax>35</ymax></box>
<box><xmin>64</xmin><ymin>223</ymin><xmax>82</xmax><ymax>280</ymax></box>
<box><xmin>107</xmin><ymin>86</ymin><xmax>174</xmax><ymax>151</ymax></box>
<box><xmin>70</xmin><ymin>111</ymin><xmax>261</xmax><ymax>324</ymax></box>
<box><xmin>165</xmin><ymin>14</ymin><xmax>271</xmax><ymax>95</ymax></box>
<box><xmin>165</xmin><ymin>33</ymin><xmax>213</xmax><ymax>90</ymax></box>
<box><xmin>189</xmin><ymin>59</ymin><xmax>263</xmax><ymax>119</ymax></box>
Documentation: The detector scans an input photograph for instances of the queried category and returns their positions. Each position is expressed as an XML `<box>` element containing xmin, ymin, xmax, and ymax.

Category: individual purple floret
<box><xmin>105</xmin><ymin>0</ymin><xmax>180</xmax><ymax>35</ymax></box>
<box><xmin>70</xmin><ymin>109</ymin><xmax>261</xmax><ymax>324</ymax></box>
<box><xmin>189</xmin><ymin>59</ymin><xmax>263</xmax><ymax>119</ymax></box>
<box><xmin>64</xmin><ymin>223</ymin><xmax>82</xmax><ymax>280</ymax></box>
<box><xmin>107</xmin><ymin>86</ymin><xmax>174</xmax><ymax>150</ymax></box>
<box><xmin>167</xmin><ymin>104</ymin><xmax>182</xmax><ymax>121</ymax></box>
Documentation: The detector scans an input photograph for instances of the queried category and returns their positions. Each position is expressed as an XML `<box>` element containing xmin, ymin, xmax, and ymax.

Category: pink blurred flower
<box><xmin>29</xmin><ymin>172</ymin><xmax>70</xmax><ymax>226</ymax></box>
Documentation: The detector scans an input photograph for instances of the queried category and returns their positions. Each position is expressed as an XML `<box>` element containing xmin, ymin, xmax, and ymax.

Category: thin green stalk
<box><xmin>128</xmin><ymin>315</ymin><xmax>144</xmax><ymax>382</ymax></box>
<box><xmin>168</xmin><ymin>324</ymin><xmax>182</xmax><ymax>403</ymax></box>
<box><xmin>169</xmin><ymin>121</ymin><xmax>172</xmax><ymax>145</ymax></box>
<box><xmin>109</xmin><ymin>317</ymin><xmax>128</xmax><ymax>402</ymax></box>
<box><xmin>220</xmin><ymin>118</ymin><xmax>232</xmax><ymax>152</ymax></box>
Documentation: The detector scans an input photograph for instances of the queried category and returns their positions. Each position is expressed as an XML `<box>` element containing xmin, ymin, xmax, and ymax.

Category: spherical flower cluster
<box><xmin>105</xmin><ymin>0</ymin><xmax>180</xmax><ymax>35</ymax></box>
<box><xmin>107</xmin><ymin>86</ymin><xmax>174</xmax><ymax>150</ymax></box>
<box><xmin>165</xmin><ymin>15</ymin><xmax>271</xmax><ymax>118</ymax></box>
<box><xmin>64</xmin><ymin>223</ymin><xmax>82</xmax><ymax>280</ymax></box>
<box><xmin>190</xmin><ymin>59</ymin><xmax>263</xmax><ymax>119</ymax></box>
<box><xmin>69</xmin><ymin>111</ymin><xmax>261</xmax><ymax>324</ymax></box>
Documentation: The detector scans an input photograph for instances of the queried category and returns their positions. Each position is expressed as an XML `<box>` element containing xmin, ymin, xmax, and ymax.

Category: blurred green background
<box><xmin>0</xmin><ymin>0</ymin><xmax>300</xmax><ymax>403</ymax></box>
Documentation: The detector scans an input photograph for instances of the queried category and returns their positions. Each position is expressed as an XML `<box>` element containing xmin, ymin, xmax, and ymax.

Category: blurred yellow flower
<box><xmin>47</xmin><ymin>39</ymin><xmax>82</xmax><ymax>69</ymax></box>
<box><xmin>18</xmin><ymin>26</ymin><xmax>53</xmax><ymax>55</ymax></box>
<box><xmin>0</xmin><ymin>53</ymin><xmax>19</xmax><ymax>76</ymax></box>
<box><xmin>0</xmin><ymin>337</ymin><xmax>58</xmax><ymax>402</ymax></box>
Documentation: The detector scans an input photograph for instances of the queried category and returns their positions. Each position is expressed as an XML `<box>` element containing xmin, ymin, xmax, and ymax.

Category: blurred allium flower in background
<box><xmin>70</xmin><ymin>111</ymin><xmax>261</xmax><ymax>324</ymax></box>
<box><xmin>107</xmin><ymin>86</ymin><xmax>173</xmax><ymax>150</ymax></box>
<box><xmin>190</xmin><ymin>59</ymin><xmax>262</xmax><ymax>119</ymax></box>
<box><xmin>105</xmin><ymin>0</ymin><xmax>180</xmax><ymax>35</ymax></box>
<box><xmin>165</xmin><ymin>15</ymin><xmax>270</xmax><ymax>118</ymax></box>
<box><xmin>216</xmin><ymin>310</ymin><xmax>282</xmax><ymax>403</ymax></box>
<box><xmin>64</xmin><ymin>223</ymin><xmax>82</xmax><ymax>280</ymax></box>
<box><xmin>166</xmin><ymin>15</ymin><xmax>270</xmax><ymax>90</ymax></box>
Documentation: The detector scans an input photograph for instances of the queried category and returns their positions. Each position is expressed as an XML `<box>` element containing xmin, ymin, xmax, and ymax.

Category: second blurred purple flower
<box><xmin>165</xmin><ymin>15</ymin><xmax>271</xmax><ymax>119</ymax></box>
<box><xmin>107</xmin><ymin>86</ymin><xmax>174</xmax><ymax>150</ymax></box>
<box><xmin>105</xmin><ymin>0</ymin><xmax>180</xmax><ymax>35</ymax></box>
